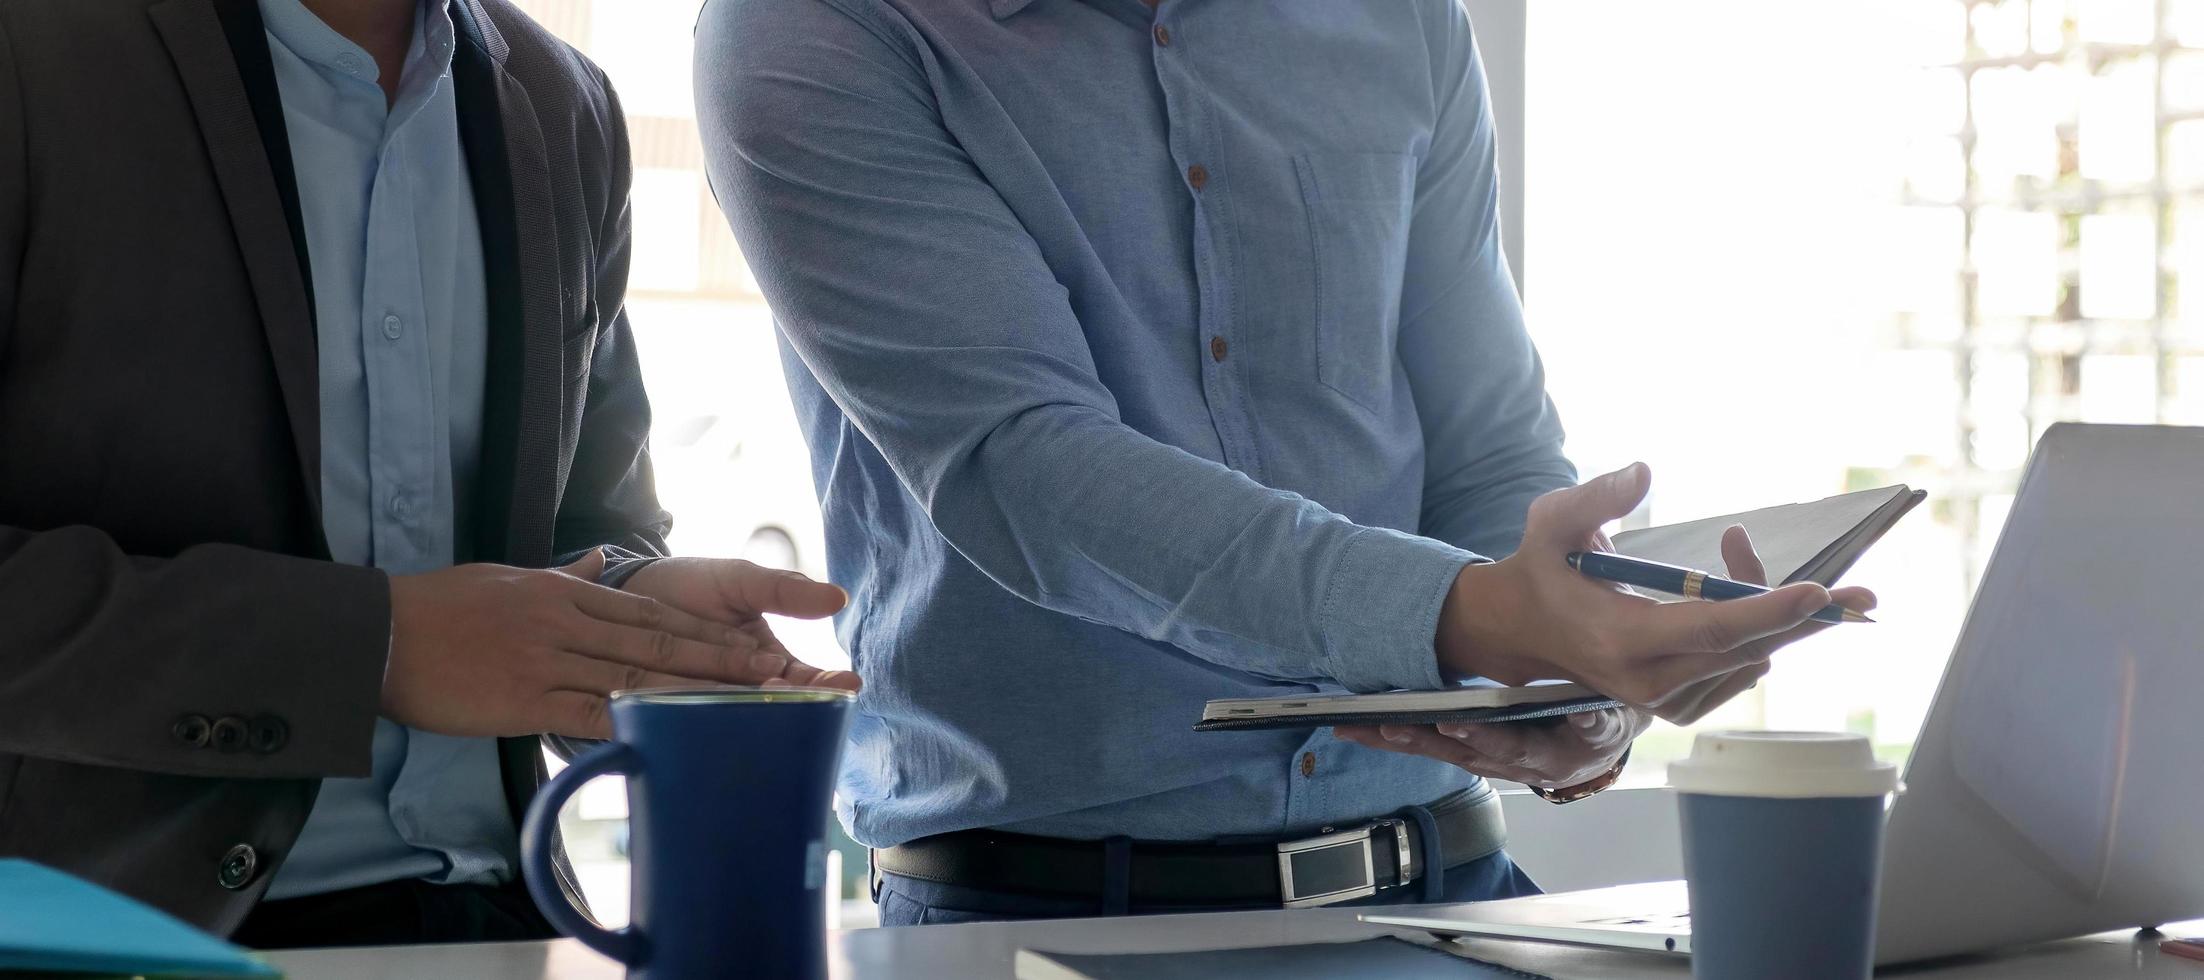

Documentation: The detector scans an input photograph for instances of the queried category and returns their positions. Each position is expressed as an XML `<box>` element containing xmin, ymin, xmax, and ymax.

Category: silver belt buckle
<box><xmin>1275</xmin><ymin>817</ymin><xmax>1411</xmax><ymax>909</ymax></box>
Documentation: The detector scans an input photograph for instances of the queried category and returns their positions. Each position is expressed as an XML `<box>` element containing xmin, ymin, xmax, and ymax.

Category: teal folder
<box><xmin>0</xmin><ymin>859</ymin><xmax>278</xmax><ymax>977</ymax></box>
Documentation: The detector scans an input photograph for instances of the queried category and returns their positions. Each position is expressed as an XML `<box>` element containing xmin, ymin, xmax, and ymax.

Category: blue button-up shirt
<box><xmin>699</xmin><ymin>0</ymin><xmax>1575</xmax><ymax>847</ymax></box>
<box><xmin>256</xmin><ymin>0</ymin><xmax>512</xmax><ymax>899</ymax></box>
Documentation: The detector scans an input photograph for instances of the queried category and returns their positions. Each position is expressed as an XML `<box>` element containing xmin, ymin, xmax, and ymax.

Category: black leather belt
<box><xmin>873</xmin><ymin>788</ymin><xmax>1507</xmax><ymax>909</ymax></box>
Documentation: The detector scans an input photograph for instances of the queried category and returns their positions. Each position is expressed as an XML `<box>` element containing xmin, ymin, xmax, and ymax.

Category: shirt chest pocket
<box><xmin>1294</xmin><ymin>150</ymin><xmax>1415</xmax><ymax>412</ymax></box>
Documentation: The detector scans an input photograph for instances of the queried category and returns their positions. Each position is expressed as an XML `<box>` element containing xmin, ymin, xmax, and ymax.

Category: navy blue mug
<box><xmin>521</xmin><ymin>687</ymin><xmax>854</xmax><ymax>979</ymax></box>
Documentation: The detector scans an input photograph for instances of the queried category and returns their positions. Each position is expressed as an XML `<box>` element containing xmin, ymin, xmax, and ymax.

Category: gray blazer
<box><xmin>0</xmin><ymin>0</ymin><xmax>668</xmax><ymax>933</ymax></box>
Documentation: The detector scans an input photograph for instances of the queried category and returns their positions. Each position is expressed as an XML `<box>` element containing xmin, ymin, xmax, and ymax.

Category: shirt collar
<box><xmin>257</xmin><ymin>0</ymin><xmax>457</xmax><ymax>87</ymax></box>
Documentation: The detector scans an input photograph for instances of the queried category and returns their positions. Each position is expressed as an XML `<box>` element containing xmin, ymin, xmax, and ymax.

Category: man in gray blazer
<box><xmin>0</xmin><ymin>0</ymin><xmax>853</xmax><ymax>947</ymax></box>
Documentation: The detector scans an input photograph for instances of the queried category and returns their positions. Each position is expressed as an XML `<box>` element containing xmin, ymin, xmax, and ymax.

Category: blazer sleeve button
<box><xmin>171</xmin><ymin>714</ymin><xmax>212</xmax><ymax>748</ymax></box>
<box><xmin>217</xmin><ymin>844</ymin><xmax>258</xmax><ymax>890</ymax></box>
<box><xmin>209</xmin><ymin>716</ymin><xmax>249</xmax><ymax>753</ymax></box>
<box><xmin>247</xmin><ymin>715</ymin><xmax>289</xmax><ymax>754</ymax></box>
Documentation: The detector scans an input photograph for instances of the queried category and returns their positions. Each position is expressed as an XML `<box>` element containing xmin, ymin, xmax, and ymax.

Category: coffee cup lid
<box><xmin>1667</xmin><ymin>730</ymin><xmax>1899</xmax><ymax>799</ymax></box>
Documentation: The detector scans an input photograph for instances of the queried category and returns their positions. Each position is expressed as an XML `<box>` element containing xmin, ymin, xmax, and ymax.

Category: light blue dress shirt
<box><xmin>698</xmin><ymin>0</ymin><xmax>1577</xmax><ymax>848</ymax></box>
<box><xmin>256</xmin><ymin>0</ymin><xmax>514</xmax><ymax>899</ymax></box>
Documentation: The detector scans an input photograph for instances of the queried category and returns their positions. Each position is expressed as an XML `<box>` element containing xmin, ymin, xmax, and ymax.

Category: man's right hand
<box><xmin>1435</xmin><ymin>462</ymin><xmax>1874</xmax><ymax>724</ymax></box>
<box><xmin>381</xmin><ymin>550</ymin><xmax>816</xmax><ymax>740</ymax></box>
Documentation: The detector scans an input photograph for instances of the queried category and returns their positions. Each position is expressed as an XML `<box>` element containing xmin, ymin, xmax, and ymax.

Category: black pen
<box><xmin>1565</xmin><ymin>551</ymin><xmax>1872</xmax><ymax>625</ymax></box>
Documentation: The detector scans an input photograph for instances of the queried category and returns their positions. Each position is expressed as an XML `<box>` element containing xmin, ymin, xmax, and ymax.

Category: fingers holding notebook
<box><xmin>1337</xmin><ymin>706</ymin><xmax>1654</xmax><ymax>789</ymax></box>
<box><xmin>1436</xmin><ymin>463</ymin><xmax>1853</xmax><ymax>722</ymax></box>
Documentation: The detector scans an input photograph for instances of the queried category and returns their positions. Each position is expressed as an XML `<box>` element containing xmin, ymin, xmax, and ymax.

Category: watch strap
<box><xmin>1529</xmin><ymin>747</ymin><xmax>1632</xmax><ymax>805</ymax></box>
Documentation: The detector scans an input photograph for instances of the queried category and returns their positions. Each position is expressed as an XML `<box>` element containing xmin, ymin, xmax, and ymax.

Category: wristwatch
<box><xmin>1528</xmin><ymin>747</ymin><xmax>1631</xmax><ymax>805</ymax></box>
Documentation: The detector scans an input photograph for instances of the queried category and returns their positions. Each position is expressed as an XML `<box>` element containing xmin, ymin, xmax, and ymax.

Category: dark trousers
<box><xmin>874</xmin><ymin>848</ymin><xmax>1540</xmax><ymax>927</ymax></box>
<box><xmin>232</xmin><ymin>878</ymin><xmax>556</xmax><ymax>949</ymax></box>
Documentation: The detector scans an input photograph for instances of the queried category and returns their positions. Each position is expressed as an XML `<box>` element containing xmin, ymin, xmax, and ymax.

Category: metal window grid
<box><xmin>1890</xmin><ymin>0</ymin><xmax>2204</xmax><ymax>590</ymax></box>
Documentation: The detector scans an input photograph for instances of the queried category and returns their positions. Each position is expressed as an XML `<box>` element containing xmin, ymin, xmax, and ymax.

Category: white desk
<box><xmin>266</xmin><ymin>906</ymin><xmax>2204</xmax><ymax>978</ymax></box>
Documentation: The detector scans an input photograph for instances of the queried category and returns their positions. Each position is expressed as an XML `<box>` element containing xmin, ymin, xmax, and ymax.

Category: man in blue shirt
<box><xmin>698</xmin><ymin>0</ymin><xmax>1870</xmax><ymax>922</ymax></box>
<box><xmin>0</xmin><ymin>0</ymin><xmax>854</xmax><ymax>946</ymax></box>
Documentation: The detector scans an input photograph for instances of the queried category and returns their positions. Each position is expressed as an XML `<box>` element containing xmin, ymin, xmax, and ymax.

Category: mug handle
<box><xmin>522</xmin><ymin>742</ymin><xmax>644</xmax><ymax>967</ymax></box>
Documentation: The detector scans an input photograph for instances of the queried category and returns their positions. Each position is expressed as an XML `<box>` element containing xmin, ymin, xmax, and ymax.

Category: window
<box><xmin>1526</xmin><ymin>0</ymin><xmax>2203</xmax><ymax>783</ymax></box>
<box><xmin>506</xmin><ymin>0</ymin><xmax>863</xmax><ymax>927</ymax></box>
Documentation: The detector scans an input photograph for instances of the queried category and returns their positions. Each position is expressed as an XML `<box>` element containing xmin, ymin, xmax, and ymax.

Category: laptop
<box><xmin>1364</xmin><ymin>423</ymin><xmax>2204</xmax><ymax>966</ymax></box>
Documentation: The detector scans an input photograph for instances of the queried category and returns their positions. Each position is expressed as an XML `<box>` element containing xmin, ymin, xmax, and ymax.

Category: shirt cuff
<box><xmin>597</xmin><ymin>551</ymin><xmax>663</xmax><ymax>589</ymax></box>
<box><xmin>1320</xmin><ymin>527</ymin><xmax>1481</xmax><ymax>693</ymax></box>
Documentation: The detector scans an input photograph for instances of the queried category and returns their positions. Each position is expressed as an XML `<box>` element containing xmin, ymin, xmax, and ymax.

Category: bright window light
<box><xmin>2079</xmin><ymin>213</ymin><xmax>2159</xmax><ymax>320</ymax></box>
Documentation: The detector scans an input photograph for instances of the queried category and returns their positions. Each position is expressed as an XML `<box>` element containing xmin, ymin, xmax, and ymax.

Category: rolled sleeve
<box><xmin>1320</xmin><ymin>527</ymin><xmax>1480</xmax><ymax>693</ymax></box>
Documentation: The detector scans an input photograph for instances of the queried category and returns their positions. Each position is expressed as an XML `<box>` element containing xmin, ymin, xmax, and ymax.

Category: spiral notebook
<box><xmin>1194</xmin><ymin>485</ymin><xmax>1921</xmax><ymax>733</ymax></box>
<box><xmin>1195</xmin><ymin>682</ymin><xmax>1617</xmax><ymax>732</ymax></box>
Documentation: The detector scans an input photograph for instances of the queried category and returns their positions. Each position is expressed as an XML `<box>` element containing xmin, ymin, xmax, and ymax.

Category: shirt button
<box><xmin>1210</xmin><ymin>336</ymin><xmax>1228</xmax><ymax>362</ymax></box>
<box><xmin>387</xmin><ymin>493</ymin><xmax>412</xmax><ymax>521</ymax></box>
<box><xmin>1186</xmin><ymin>164</ymin><xmax>1209</xmax><ymax>191</ymax></box>
<box><xmin>382</xmin><ymin>314</ymin><xmax>403</xmax><ymax>340</ymax></box>
<box><xmin>335</xmin><ymin>52</ymin><xmax>365</xmax><ymax>76</ymax></box>
<box><xmin>1153</xmin><ymin>24</ymin><xmax>1171</xmax><ymax>46</ymax></box>
<box><xmin>1299</xmin><ymin>752</ymin><xmax>1317</xmax><ymax>778</ymax></box>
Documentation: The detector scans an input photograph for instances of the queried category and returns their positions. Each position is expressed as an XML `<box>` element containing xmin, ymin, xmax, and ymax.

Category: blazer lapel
<box><xmin>452</xmin><ymin>0</ymin><xmax>567</xmax><ymax>571</ymax></box>
<box><xmin>449</xmin><ymin>8</ymin><xmax>584</xmax><ymax>889</ymax></box>
<box><xmin>148</xmin><ymin>0</ymin><xmax>325</xmax><ymax>525</ymax></box>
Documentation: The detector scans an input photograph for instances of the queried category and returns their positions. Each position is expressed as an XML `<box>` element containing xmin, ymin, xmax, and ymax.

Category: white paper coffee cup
<box><xmin>1669</xmin><ymin>731</ymin><xmax>1900</xmax><ymax>980</ymax></box>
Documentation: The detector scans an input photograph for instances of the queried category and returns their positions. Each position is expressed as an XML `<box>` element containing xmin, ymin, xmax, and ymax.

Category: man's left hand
<box><xmin>619</xmin><ymin>556</ymin><xmax>860</xmax><ymax>692</ymax></box>
<box><xmin>1335</xmin><ymin>706</ymin><xmax>1651</xmax><ymax>790</ymax></box>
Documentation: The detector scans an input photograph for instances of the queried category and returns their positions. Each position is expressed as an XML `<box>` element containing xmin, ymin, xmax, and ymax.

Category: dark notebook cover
<box><xmin>1015</xmin><ymin>937</ymin><xmax>1551</xmax><ymax>980</ymax></box>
